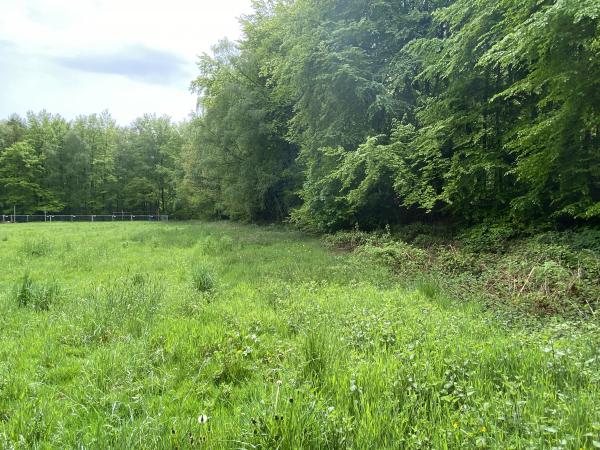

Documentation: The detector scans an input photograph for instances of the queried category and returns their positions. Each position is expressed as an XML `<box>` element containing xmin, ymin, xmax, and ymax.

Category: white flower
<box><xmin>198</xmin><ymin>414</ymin><xmax>209</xmax><ymax>424</ymax></box>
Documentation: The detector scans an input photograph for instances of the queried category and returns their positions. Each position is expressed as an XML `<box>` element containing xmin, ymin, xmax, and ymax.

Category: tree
<box><xmin>0</xmin><ymin>141</ymin><xmax>61</xmax><ymax>213</ymax></box>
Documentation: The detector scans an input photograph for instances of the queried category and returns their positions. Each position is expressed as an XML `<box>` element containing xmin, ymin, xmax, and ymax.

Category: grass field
<box><xmin>0</xmin><ymin>222</ymin><xmax>598</xmax><ymax>449</ymax></box>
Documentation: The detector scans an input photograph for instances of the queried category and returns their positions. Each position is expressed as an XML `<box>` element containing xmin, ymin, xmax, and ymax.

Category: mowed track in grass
<box><xmin>0</xmin><ymin>222</ymin><xmax>598</xmax><ymax>449</ymax></box>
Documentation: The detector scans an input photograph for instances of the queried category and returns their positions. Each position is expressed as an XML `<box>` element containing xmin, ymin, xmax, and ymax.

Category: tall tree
<box><xmin>0</xmin><ymin>141</ymin><xmax>61</xmax><ymax>214</ymax></box>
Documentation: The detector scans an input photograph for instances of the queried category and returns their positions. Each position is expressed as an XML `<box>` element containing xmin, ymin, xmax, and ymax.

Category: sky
<box><xmin>0</xmin><ymin>0</ymin><xmax>254</xmax><ymax>124</ymax></box>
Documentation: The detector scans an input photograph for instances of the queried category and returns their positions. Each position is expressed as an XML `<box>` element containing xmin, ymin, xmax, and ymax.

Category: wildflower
<box><xmin>453</xmin><ymin>422</ymin><xmax>459</xmax><ymax>429</ymax></box>
<box><xmin>481</xmin><ymin>426</ymin><xmax>487</xmax><ymax>433</ymax></box>
<box><xmin>198</xmin><ymin>414</ymin><xmax>209</xmax><ymax>424</ymax></box>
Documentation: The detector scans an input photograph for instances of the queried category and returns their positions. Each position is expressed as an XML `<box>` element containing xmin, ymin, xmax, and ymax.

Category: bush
<box><xmin>321</xmin><ymin>229</ymin><xmax>372</xmax><ymax>250</ymax></box>
<box><xmin>459</xmin><ymin>222</ymin><xmax>519</xmax><ymax>253</ymax></box>
<box><xmin>358</xmin><ymin>241</ymin><xmax>430</xmax><ymax>275</ymax></box>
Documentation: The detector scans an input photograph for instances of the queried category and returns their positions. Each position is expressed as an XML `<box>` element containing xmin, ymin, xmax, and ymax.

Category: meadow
<box><xmin>0</xmin><ymin>222</ymin><xmax>598</xmax><ymax>449</ymax></box>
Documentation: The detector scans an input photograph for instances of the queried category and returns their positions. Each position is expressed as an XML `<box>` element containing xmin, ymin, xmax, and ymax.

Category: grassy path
<box><xmin>0</xmin><ymin>222</ymin><xmax>598</xmax><ymax>448</ymax></box>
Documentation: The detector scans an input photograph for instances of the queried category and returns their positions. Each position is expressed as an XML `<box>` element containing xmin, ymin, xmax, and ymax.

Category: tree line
<box><xmin>2</xmin><ymin>0</ymin><xmax>599</xmax><ymax>230</ymax></box>
<box><xmin>0</xmin><ymin>111</ymin><xmax>182</xmax><ymax>215</ymax></box>
<box><xmin>181</xmin><ymin>0</ymin><xmax>599</xmax><ymax>230</ymax></box>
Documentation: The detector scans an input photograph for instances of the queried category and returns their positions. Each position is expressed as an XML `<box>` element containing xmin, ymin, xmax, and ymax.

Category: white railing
<box><xmin>1</xmin><ymin>214</ymin><xmax>169</xmax><ymax>223</ymax></box>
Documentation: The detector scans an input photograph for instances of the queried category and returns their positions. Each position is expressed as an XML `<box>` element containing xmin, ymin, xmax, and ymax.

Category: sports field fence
<box><xmin>1</xmin><ymin>214</ymin><xmax>169</xmax><ymax>223</ymax></box>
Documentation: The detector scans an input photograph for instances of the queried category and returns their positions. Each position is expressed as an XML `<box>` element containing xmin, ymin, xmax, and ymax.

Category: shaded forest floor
<box><xmin>0</xmin><ymin>222</ymin><xmax>598</xmax><ymax>448</ymax></box>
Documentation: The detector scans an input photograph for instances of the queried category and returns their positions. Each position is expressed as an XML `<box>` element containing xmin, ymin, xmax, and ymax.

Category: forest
<box><xmin>2</xmin><ymin>0</ymin><xmax>598</xmax><ymax>231</ymax></box>
<box><xmin>0</xmin><ymin>112</ymin><xmax>182</xmax><ymax>215</ymax></box>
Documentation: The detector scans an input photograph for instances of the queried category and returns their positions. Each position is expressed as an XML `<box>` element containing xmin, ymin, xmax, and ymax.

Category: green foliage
<box><xmin>0</xmin><ymin>141</ymin><xmax>61</xmax><ymax>213</ymax></box>
<box><xmin>4</xmin><ymin>0</ymin><xmax>597</xmax><ymax>228</ymax></box>
<box><xmin>0</xmin><ymin>112</ymin><xmax>183</xmax><ymax>215</ymax></box>
<box><xmin>335</xmin><ymin>225</ymin><xmax>600</xmax><ymax>316</ymax></box>
<box><xmin>458</xmin><ymin>221</ymin><xmax>520</xmax><ymax>253</ymax></box>
<box><xmin>178</xmin><ymin>0</ymin><xmax>600</xmax><ymax>231</ymax></box>
<box><xmin>184</xmin><ymin>37</ymin><xmax>299</xmax><ymax>222</ymax></box>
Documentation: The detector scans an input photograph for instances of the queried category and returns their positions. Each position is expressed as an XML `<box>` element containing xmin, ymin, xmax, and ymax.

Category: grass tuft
<box><xmin>20</xmin><ymin>238</ymin><xmax>53</xmax><ymax>257</ymax></box>
<box><xmin>191</xmin><ymin>264</ymin><xmax>216</xmax><ymax>293</ymax></box>
<box><xmin>14</xmin><ymin>273</ymin><xmax>59</xmax><ymax>311</ymax></box>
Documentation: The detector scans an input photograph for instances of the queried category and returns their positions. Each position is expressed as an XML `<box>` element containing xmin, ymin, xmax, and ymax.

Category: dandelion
<box><xmin>198</xmin><ymin>414</ymin><xmax>209</xmax><ymax>425</ymax></box>
<box><xmin>453</xmin><ymin>422</ymin><xmax>459</xmax><ymax>429</ymax></box>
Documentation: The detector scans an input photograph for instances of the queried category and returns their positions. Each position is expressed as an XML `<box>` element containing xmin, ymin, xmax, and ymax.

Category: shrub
<box><xmin>460</xmin><ymin>222</ymin><xmax>519</xmax><ymax>253</ymax></box>
<box><xmin>321</xmin><ymin>230</ymin><xmax>371</xmax><ymax>250</ymax></box>
<box><xmin>358</xmin><ymin>241</ymin><xmax>430</xmax><ymax>275</ymax></box>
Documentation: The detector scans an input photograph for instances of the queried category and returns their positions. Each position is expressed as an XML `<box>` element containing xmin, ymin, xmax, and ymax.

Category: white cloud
<box><xmin>0</xmin><ymin>0</ymin><xmax>254</xmax><ymax>124</ymax></box>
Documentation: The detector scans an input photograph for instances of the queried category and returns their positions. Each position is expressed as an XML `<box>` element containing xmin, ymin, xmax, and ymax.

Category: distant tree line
<box><xmin>0</xmin><ymin>111</ymin><xmax>182</xmax><ymax>215</ymax></box>
<box><xmin>3</xmin><ymin>0</ymin><xmax>598</xmax><ymax>230</ymax></box>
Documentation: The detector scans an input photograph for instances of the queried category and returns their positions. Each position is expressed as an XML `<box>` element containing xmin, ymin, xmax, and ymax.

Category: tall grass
<box><xmin>0</xmin><ymin>222</ymin><xmax>598</xmax><ymax>448</ymax></box>
<box><xmin>14</xmin><ymin>272</ymin><xmax>59</xmax><ymax>311</ymax></box>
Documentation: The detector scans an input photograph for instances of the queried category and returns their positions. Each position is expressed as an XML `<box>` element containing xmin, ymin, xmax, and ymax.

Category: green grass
<box><xmin>0</xmin><ymin>222</ymin><xmax>598</xmax><ymax>449</ymax></box>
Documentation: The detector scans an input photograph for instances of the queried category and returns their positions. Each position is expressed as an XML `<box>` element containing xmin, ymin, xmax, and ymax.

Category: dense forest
<box><xmin>2</xmin><ymin>0</ymin><xmax>599</xmax><ymax>230</ymax></box>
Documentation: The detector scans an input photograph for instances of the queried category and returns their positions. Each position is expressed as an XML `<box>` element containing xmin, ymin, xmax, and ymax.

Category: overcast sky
<box><xmin>0</xmin><ymin>0</ymin><xmax>253</xmax><ymax>124</ymax></box>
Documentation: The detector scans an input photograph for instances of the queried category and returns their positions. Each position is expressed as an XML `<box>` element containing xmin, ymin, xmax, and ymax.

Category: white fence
<box><xmin>1</xmin><ymin>214</ymin><xmax>169</xmax><ymax>223</ymax></box>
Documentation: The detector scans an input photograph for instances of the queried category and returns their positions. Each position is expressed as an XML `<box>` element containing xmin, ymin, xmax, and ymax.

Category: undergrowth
<box><xmin>324</xmin><ymin>224</ymin><xmax>600</xmax><ymax>318</ymax></box>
